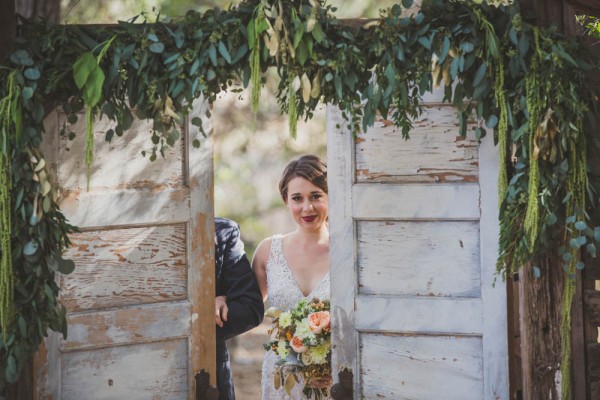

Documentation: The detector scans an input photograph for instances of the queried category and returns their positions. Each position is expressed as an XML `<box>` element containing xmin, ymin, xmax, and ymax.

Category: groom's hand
<box><xmin>215</xmin><ymin>295</ymin><xmax>229</xmax><ymax>328</ymax></box>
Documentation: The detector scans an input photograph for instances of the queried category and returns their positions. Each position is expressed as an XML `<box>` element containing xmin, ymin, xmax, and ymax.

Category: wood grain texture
<box><xmin>61</xmin><ymin>224</ymin><xmax>187</xmax><ymax>312</ymax></box>
<box><xmin>357</xmin><ymin>220</ymin><xmax>481</xmax><ymax>297</ymax></box>
<box><xmin>584</xmin><ymin>289</ymin><xmax>600</xmax><ymax>326</ymax></box>
<box><xmin>478</xmin><ymin>130</ymin><xmax>509</xmax><ymax>398</ymax></box>
<box><xmin>187</xmin><ymin>98</ymin><xmax>216</xmax><ymax>391</ymax></box>
<box><xmin>356</xmin><ymin>106</ymin><xmax>478</xmax><ymax>183</ymax></box>
<box><xmin>352</xmin><ymin>183</ymin><xmax>480</xmax><ymax>220</ymax></box>
<box><xmin>355</xmin><ymin>296</ymin><xmax>483</xmax><ymax>335</ymax></box>
<box><xmin>360</xmin><ymin>333</ymin><xmax>483</xmax><ymax>399</ymax></box>
<box><xmin>61</xmin><ymin>339</ymin><xmax>188</xmax><ymax>400</ymax></box>
<box><xmin>59</xmin><ymin>187</ymin><xmax>190</xmax><ymax>229</ymax></box>
<box><xmin>56</xmin><ymin>112</ymin><xmax>184</xmax><ymax>190</ymax></box>
<box><xmin>327</xmin><ymin>105</ymin><xmax>359</xmax><ymax>392</ymax></box>
<box><xmin>35</xmin><ymin>98</ymin><xmax>214</xmax><ymax>399</ymax></box>
<box><xmin>63</xmin><ymin>302</ymin><xmax>191</xmax><ymax>351</ymax></box>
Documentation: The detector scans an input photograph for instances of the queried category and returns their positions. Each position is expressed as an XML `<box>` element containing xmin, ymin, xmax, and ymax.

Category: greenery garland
<box><xmin>0</xmin><ymin>0</ymin><xmax>597</xmax><ymax>395</ymax></box>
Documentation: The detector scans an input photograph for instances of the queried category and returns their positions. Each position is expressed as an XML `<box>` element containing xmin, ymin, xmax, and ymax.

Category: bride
<box><xmin>252</xmin><ymin>155</ymin><xmax>332</xmax><ymax>400</ymax></box>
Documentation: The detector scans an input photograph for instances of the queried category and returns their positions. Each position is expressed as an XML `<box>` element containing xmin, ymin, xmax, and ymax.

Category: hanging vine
<box><xmin>0</xmin><ymin>0</ymin><xmax>597</xmax><ymax>395</ymax></box>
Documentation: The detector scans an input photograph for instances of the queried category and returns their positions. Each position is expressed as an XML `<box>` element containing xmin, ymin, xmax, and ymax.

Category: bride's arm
<box><xmin>251</xmin><ymin>238</ymin><xmax>271</xmax><ymax>302</ymax></box>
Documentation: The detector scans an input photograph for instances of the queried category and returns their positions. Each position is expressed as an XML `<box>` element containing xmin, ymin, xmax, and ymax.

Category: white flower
<box><xmin>279</xmin><ymin>312</ymin><xmax>292</xmax><ymax>328</ymax></box>
<box><xmin>276</xmin><ymin>340</ymin><xmax>289</xmax><ymax>359</ymax></box>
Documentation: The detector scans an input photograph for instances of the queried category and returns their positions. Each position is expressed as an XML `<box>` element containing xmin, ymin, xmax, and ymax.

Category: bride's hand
<box><xmin>309</xmin><ymin>375</ymin><xmax>333</xmax><ymax>389</ymax></box>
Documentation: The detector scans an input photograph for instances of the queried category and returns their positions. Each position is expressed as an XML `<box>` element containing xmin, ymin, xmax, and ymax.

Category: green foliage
<box><xmin>0</xmin><ymin>0</ymin><xmax>598</xmax><ymax>396</ymax></box>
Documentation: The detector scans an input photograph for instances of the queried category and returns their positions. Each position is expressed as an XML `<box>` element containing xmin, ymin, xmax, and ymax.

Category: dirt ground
<box><xmin>228</xmin><ymin>320</ymin><xmax>271</xmax><ymax>399</ymax></box>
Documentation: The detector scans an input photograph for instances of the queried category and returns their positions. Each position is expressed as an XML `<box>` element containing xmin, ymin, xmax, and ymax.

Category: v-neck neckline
<box><xmin>280</xmin><ymin>237</ymin><xmax>329</xmax><ymax>298</ymax></box>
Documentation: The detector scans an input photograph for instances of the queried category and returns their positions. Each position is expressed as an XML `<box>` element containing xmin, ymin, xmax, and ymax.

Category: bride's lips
<box><xmin>302</xmin><ymin>215</ymin><xmax>317</xmax><ymax>222</ymax></box>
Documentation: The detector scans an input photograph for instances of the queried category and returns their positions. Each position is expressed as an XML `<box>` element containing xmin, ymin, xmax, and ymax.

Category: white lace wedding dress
<box><xmin>261</xmin><ymin>235</ymin><xmax>331</xmax><ymax>400</ymax></box>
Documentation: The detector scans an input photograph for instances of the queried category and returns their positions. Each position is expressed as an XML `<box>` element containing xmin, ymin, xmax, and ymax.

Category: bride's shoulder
<box><xmin>252</xmin><ymin>237</ymin><xmax>275</xmax><ymax>269</ymax></box>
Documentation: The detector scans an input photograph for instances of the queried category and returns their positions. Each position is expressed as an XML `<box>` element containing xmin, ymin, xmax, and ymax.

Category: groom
<box><xmin>214</xmin><ymin>218</ymin><xmax>264</xmax><ymax>400</ymax></box>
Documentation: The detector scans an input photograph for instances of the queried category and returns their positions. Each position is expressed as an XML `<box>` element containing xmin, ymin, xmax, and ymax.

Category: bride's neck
<box><xmin>295</xmin><ymin>225</ymin><xmax>329</xmax><ymax>244</ymax></box>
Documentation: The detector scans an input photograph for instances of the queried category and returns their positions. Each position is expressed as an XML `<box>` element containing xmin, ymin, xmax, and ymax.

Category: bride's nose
<box><xmin>303</xmin><ymin>201</ymin><xmax>313</xmax><ymax>211</ymax></box>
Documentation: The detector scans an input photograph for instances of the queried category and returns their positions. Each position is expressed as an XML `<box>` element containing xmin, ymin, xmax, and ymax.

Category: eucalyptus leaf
<box><xmin>149</xmin><ymin>42</ymin><xmax>165</xmax><ymax>54</ymax></box>
<box><xmin>5</xmin><ymin>354</ymin><xmax>17</xmax><ymax>384</ymax></box>
<box><xmin>57</xmin><ymin>257</ymin><xmax>76</xmax><ymax>275</ymax></box>
<box><xmin>218</xmin><ymin>41</ymin><xmax>232</xmax><ymax>64</ymax></box>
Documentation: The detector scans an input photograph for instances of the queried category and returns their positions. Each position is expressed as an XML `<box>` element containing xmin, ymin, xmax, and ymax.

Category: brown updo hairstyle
<box><xmin>279</xmin><ymin>155</ymin><xmax>328</xmax><ymax>203</ymax></box>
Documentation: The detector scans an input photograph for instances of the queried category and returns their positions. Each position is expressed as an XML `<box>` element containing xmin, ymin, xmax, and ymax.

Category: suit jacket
<box><xmin>214</xmin><ymin>218</ymin><xmax>264</xmax><ymax>400</ymax></box>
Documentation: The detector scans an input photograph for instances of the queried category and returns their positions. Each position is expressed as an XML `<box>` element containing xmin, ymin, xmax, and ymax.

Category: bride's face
<box><xmin>285</xmin><ymin>176</ymin><xmax>328</xmax><ymax>231</ymax></box>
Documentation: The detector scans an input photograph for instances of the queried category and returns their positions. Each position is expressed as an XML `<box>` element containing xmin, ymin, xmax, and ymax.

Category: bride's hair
<box><xmin>279</xmin><ymin>155</ymin><xmax>327</xmax><ymax>203</ymax></box>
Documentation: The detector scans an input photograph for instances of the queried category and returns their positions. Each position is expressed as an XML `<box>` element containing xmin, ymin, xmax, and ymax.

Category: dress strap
<box><xmin>266</xmin><ymin>234</ymin><xmax>283</xmax><ymax>272</ymax></box>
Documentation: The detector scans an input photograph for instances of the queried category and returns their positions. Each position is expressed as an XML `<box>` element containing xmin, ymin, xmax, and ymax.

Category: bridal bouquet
<box><xmin>264</xmin><ymin>298</ymin><xmax>332</xmax><ymax>399</ymax></box>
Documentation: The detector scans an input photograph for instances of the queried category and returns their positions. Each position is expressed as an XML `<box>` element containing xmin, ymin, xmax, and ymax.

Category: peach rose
<box><xmin>290</xmin><ymin>336</ymin><xmax>307</xmax><ymax>353</ymax></box>
<box><xmin>308</xmin><ymin>311</ymin><xmax>330</xmax><ymax>334</ymax></box>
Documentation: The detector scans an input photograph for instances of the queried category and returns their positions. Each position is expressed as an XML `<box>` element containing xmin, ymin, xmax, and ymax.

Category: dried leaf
<box><xmin>306</xmin><ymin>10</ymin><xmax>317</xmax><ymax>33</ymax></box>
<box><xmin>284</xmin><ymin>373</ymin><xmax>296</xmax><ymax>396</ymax></box>
<box><xmin>301</xmin><ymin>73</ymin><xmax>311</xmax><ymax>103</ymax></box>
<box><xmin>42</xmin><ymin>181</ymin><xmax>51</xmax><ymax>197</ymax></box>
<box><xmin>291</xmin><ymin>75</ymin><xmax>301</xmax><ymax>93</ymax></box>
<box><xmin>442</xmin><ymin>62</ymin><xmax>451</xmax><ymax>87</ymax></box>
<box><xmin>264</xmin><ymin>30</ymin><xmax>279</xmax><ymax>57</ymax></box>
<box><xmin>310</xmin><ymin>73</ymin><xmax>321</xmax><ymax>98</ymax></box>
<box><xmin>34</xmin><ymin>158</ymin><xmax>45</xmax><ymax>172</ymax></box>
<box><xmin>274</xmin><ymin>370</ymin><xmax>281</xmax><ymax>390</ymax></box>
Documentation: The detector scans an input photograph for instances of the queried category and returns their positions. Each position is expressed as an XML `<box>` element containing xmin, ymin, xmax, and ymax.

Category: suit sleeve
<box><xmin>216</xmin><ymin>227</ymin><xmax>264</xmax><ymax>342</ymax></box>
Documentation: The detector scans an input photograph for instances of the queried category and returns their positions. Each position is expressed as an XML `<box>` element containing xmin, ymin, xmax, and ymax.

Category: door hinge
<box><xmin>331</xmin><ymin>367</ymin><xmax>354</xmax><ymax>400</ymax></box>
<box><xmin>195</xmin><ymin>370</ymin><xmax>219</xmax><ymax>400</ymax></box>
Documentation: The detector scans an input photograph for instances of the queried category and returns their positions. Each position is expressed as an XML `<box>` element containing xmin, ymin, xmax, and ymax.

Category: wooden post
<box><xmin>0</xmin><ymin>0</ymin><xmax>16</xmax><ymax>60</ymax></box>
<box><xmin>518</xmin><ymin>258</ymin><xmax>565</xmax><ymax>399</ymax></box>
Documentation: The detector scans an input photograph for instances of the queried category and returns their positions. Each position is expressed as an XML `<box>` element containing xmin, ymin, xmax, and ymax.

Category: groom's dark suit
<box><xmin>215</xmin><ymin>218</ymin><xmax>264</xmax><ymax>400</ymax></box>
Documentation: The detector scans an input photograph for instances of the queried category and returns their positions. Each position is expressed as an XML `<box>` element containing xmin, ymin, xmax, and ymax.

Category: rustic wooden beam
<box><xmin>566</xmin><ymin>0</ymin><xmax>600</xmax><ymax>16</ymax></box>
<box><xmin>518</xmin><ymin>259</ymin><xmax>565</xmax><ymax>400</ymax></box>
<box><xmin>0</xmin><ymin>0</ymin><xmax>16</xmax><ymax>60</ymax></box>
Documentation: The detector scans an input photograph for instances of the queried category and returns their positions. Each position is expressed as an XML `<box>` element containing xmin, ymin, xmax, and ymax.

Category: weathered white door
<box><xmin>327</xmin><ymin>100</ymin><xmax>509</xmax><ymax>398</ymax></box>
<box><xmin>33</xmin><ymin>100</ymin><xmax>215</xmax><ymax>399</ymax></box>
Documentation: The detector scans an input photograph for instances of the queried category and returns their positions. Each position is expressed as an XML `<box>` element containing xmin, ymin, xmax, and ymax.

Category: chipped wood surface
<box><xmin>60</xmin><ymin>339</ymin><xmax>188</xmax><ymax>400</ymax></box>
<box><xmin>360</xmin><ymin>334</ymin><xmax>484</xmax><ymax>399</ymax></box>
<box><xmin>63</xmin><ymin>302</ymin><xmax>191</xmax><ymax>351</ymax></box>
<box><xmin>326</xmin><ymin>105</ymin><xmax>358</xmax><ymax>390</ymax></box>
<box><xmin>61</xmin><ymin>224</ymin><xmax>187</xmax><ymax>312</ymax></box>
<box><xmin>55</xmin><ymin>112</ymin><xmax>184</xmax><ymax>190</ymax></box>
<box><xmin>34</xmin><ymin>99</ymin><xmax>214</xmax><ymax>399</ymax></box>
<box><xmin>58</xmin><ymin>187</ymin><xmax>190</xmax><ymax>229</ymax></box>
<box><xmin>356</xmin><ymin>106</ymin><xmax>478</xmax><ymax>183</ymax></box>
<box><xmin>355</xmin><ymin>296</ymin><xmax>483</xmax><ymax>334</ymax></box>
<box><xmin>357</xmin><ymin>221</ymin><xmax>481</xmax><ymax>297</ymax></box>
<box><xmin>187</xmin><ymin>99</ymin><xmax>216</xmax><ymax>388</ymax></box>
<box><xmin>327</xmin><ymin>98</ymin><xmax>508</xmax><ymax>398</ymax></box>
<box><xmin>352</xmin><ymin>183</ymin><xmax>480</xmax><ymax>220</ymax></box>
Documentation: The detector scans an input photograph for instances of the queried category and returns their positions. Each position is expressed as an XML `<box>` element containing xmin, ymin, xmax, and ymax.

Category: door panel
<box><xmin>34</xmin><ymin>99</ymin><xmax>214</xmax><ymax>400</ymax></box>
<box><xmin>327</xmin><ymin>101</ymin><xmax>508</xmax><ymax>399</ymax></box>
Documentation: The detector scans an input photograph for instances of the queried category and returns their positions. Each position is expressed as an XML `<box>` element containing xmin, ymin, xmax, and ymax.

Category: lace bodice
<box><xmin>261</xmin><ymin>235</ymin><xmax>331</xmax><ymax>400</ymax></box>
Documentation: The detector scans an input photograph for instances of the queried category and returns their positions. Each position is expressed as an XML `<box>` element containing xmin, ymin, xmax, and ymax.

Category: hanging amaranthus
<box><xmin>560</xmin><ymin>127</ymin><xmax>587</xmax><ymax>400</ymax></box>
<box><xmin>495</xmin><ymin>59</ymin><xmax>508</xmax><ymax>206</ymax></box>
<box><xmin>248</xmin><ymin>2</ymin><xmax>267</xmax><ymax>114</ymax></box>
<box><xmin>523</xmin><ymin>28</ymin><xmax>542</xmax><ymax>248</ymax></box>
<box><xmin>288</xmin><ymin>75</ymin><xmax>298</xmax><ymax>139</ymax></box>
